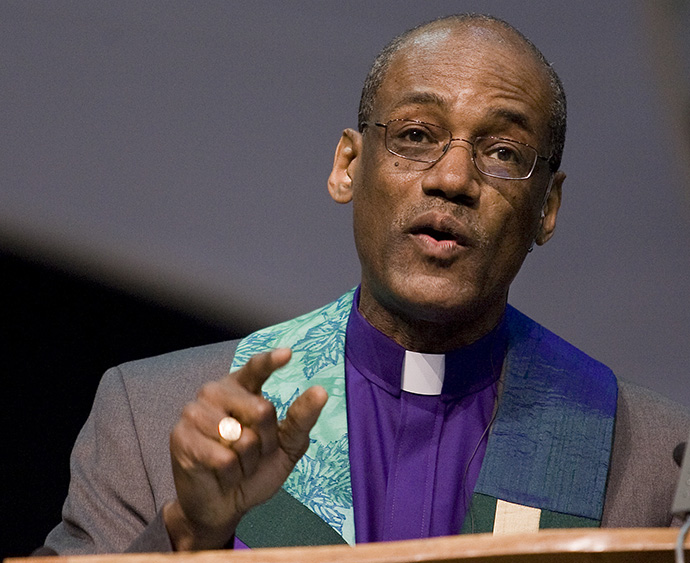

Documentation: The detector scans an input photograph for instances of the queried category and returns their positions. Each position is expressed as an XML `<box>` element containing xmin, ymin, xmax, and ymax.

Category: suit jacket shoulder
<box><xmin>603</xmin><ymin>378</ymin><xmax>690</xmax><ymax>526</ymax></box>
<box><xmin>44</xmin><ymin>340</ymin><xmax>240</xmax><ymax>554</ymax></box>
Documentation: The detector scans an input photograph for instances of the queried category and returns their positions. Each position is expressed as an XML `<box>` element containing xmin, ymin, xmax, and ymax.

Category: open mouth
<box><xmin>409</xmin><ymin>226</ymin><xmax>467</xmax><ymax>258</ymax></box>
<box><xmin>404</xmin><ymin>210</ymin><xmax>475</xmax><ymax>260</ymax></box>
<box><xmin>405</xmin><ymin>212</ymin><xmax>473</xmax><ymax>257</ymax></box>
<box><xmin>412</xmin><ymin>226</ymin><xmax>460</xmax><ymax>243</ymax></box>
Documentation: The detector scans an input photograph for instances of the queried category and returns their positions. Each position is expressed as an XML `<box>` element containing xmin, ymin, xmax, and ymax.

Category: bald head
<box><xmin>357</xmin><ymin>14</ymin><xmax>567</xmax><ymax>171</ymax></box>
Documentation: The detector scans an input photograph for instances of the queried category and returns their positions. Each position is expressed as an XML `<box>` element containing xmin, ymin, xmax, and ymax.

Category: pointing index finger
<box><xmin>232</xmin><ymin>348</ymin><xmax>292</xmax><ymax>394</ymax></box>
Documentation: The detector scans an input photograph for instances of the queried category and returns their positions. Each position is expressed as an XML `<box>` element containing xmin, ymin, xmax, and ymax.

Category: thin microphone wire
<box><xmin>676</xmin><ymin>517</ymin><xmax>690</xmax><ymax>563</ymax></box>
<box><xmin>462</xmin><ymin>377</ymin><xmax>502</xmax><ymax>533</ymax></box>
<box><xmin>463</xmin><ymin>335</ymin><xmax>507</xmax><ymax>534</ymax></box>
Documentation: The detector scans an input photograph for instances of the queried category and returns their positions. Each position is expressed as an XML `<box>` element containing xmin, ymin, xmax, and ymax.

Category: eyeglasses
<box><xmin>365</xmin><ymin>119</ymin><xmax>551</xmax><ymax>180</ymax></box>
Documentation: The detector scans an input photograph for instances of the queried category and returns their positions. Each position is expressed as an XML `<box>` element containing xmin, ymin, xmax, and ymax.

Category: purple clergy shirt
<box><xmin>345</xmin><ymin>291</ymin><xmax>507</xmax><ymax>543</ymax></box>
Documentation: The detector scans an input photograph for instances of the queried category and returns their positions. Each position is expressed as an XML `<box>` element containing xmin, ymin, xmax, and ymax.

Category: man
<box><xmin>41</xmin><ymin>14</ymin><xmax>689</xmax><ymax>554</ymax></box>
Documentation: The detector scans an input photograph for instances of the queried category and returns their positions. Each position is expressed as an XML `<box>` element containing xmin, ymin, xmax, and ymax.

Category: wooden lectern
<box><xmin>6</xmin><ymin>529</ymin><xmax>689</xmax><ymax>563</ymax></box>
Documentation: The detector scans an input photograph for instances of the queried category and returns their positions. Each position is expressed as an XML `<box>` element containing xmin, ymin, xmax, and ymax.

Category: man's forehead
<box><xmin>388</xmin><ymin>22</ymin><xmax>546</xmax><ymax>86</ymax></box>
<box><xmin>399</xmin><ymin>20</ymin><xmax>535</xmax><ymax>62</ymax></box>
<box><xmin>374</xmin><ymin>23</ymin><xmax>552</xmax><ymax>130</ymax></box>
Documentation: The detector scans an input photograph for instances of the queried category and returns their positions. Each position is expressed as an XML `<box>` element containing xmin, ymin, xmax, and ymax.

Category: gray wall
<box><xmin>2</xmin><ymin>1</ymin><xmax>689</xmax><ymax>406</ymax></box>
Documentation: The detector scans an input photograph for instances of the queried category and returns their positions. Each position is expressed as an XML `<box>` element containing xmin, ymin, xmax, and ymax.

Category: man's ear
<box><xmin>328</xmin><ymin>128</ymin><xmax>361</xmax><ymax>204</ymax></box>
<box><xmin>535</xmin><ymin>170</ymin><xmax>565</xmax><ymax>246</ymax></box>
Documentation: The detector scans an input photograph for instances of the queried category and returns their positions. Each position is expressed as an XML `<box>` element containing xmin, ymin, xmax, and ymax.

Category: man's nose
<box><xmin>420</xmin><ymin>139</ymin><xmax>481</xmax><ymax>204</ymax></box>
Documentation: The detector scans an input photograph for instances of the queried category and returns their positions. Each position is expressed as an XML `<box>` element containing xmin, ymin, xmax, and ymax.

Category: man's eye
<box><xmin>485</xmin><ymin>144</ymin><xmax>523</xmax><ymax>163</ymax></box>
<box><xmin>398</xmin><ymin>127</ymin><xmax>434</xmax><ymax>144</ymax></box>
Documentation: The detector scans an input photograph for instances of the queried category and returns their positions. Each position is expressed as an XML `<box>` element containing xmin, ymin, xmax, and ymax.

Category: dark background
<box><xmin>1</xmin><ymin>250</ymin><xmax>252</xmax><ymax>557</ymax></box>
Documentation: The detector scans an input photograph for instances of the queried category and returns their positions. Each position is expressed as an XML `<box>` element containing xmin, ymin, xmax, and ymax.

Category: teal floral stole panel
<box><xmin>230</xmin><ymin>290</ymin><xmax>356</xmax><ymax>545</ymax></box>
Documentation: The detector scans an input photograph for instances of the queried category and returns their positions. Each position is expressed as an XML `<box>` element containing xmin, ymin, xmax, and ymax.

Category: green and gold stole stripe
<box><xmin>461</xmin><ymin>493</ymin><xmax>599</xmax><ymax>535</ymax></box>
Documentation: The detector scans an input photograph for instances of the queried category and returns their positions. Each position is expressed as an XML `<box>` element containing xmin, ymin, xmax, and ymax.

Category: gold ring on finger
<box><xmin>218</xmin><ymin>416</ymin><xmax>242</xmax><ymax>446</ymax></box>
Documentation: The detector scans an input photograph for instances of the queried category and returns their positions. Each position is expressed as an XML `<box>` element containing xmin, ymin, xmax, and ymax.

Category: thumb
<box><xmin>278</xmin><ymin>386</ymin><xmax>328</xmax><ymax>464</ymax></box>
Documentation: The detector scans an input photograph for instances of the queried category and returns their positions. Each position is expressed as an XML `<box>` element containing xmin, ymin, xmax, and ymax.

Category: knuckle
<box><xmin>172</xmin><ymin>414</ymin><xmax>194</xmax><ymax>443</ymax></box>
<box><xmin>281</xmin><ymin>436</ymin><xmax>309</xmax><ymax>463</ymax></box>
<box><xmin>175</xmin><ymin>449</ymin><xmax>199</xmax><ymax>471</ymax></box>
<box><xmin>170</xmin><ymin>432</ymin><xmax>199</xmax><ymax>469</ymax></box>
<box><xmin>234</xmin><ymin>429</ymin><xmax>260</xmax><ymax>455</ymax></box>
<box><xmin>252</xmin><ymin>399</ymin><xmax>275</xmax><ymax>422</ymax></box>
<box><xmin>197</xmin><ymin>381</ymin><xmax>223</xmax><ymax>403</ymax></box>
<box><xmin>280</xmin><ymin>415</ymin><xmax>298</xmax><ymax>438</ymax></box>
<box><xmin>244</xmin><ymin>429</ymin><xmax>261</xmax><ymax>450</ymax></box>
<box><xmin>208</xmin><ymin>447</ymin><xmax>235</xmax><ymax>470</ymax></box>
<box><xmin>180</xmin><ymin>403</ymin><xmax>203</xmax><ymax>425</ymax></box>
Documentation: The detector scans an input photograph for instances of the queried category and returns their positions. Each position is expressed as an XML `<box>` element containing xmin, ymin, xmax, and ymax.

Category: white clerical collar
<box><xmin>401</xmin><ymin>351</ymin><xmax>445</xmax><ymax>395</ymax></box>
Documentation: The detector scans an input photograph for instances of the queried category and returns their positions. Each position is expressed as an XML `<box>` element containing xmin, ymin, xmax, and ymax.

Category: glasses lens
<box><xmin>474</xmin><ymin>137</ymin><xmax>537</xmax><ymax>179</ymax></box>
<box><xmin>385</xmin><ymin>120</ymin><xmax>450</xmax><ymax>163</ymax></box>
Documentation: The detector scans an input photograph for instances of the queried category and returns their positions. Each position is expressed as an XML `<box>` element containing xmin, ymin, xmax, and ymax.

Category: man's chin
<box><xmin>360</xmin><ymin>276</ymin><xmax>508</xmax><ymax>350</ymax></box>
<box><xmin>381</xmin><ymin>277</ymin><xmax>491</xmax><ymax>323</ymax></box>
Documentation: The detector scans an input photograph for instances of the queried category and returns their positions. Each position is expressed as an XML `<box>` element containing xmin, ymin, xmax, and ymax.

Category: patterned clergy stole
<box><xmin>231</xmin><ymin>291</ymin><xmax>357</xmax><ymax>545</ymax></box>
<box><xmin>231</xmin><ymin>291</ymin><xmax>617</xmax><ymax>547</ymax></box>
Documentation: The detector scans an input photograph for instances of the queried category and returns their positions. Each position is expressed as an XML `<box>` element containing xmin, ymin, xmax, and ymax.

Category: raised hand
<box><xmin>164</xmin><ymin>348</ymin><xmax>328</xmax><ymax>551</ymax></box>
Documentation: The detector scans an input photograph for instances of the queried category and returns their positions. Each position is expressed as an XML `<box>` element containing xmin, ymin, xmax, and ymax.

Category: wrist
<box><xmin>163</xmin><ymin>500</ymin><xmax>239</xmax><ymax>551</ymax></box>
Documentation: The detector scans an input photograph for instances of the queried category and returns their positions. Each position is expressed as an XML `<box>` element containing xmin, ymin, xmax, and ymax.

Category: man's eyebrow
<box><xmin>388</xmin><ymin>95</ymin><xmax>537</xmax><ymax>131</ymax></box>
<box><xmin>389</xmin><ymin>91</ymin><xmax>450</xmax><ymax>112</ymax></box>
<box><xmin>487</xmin><ymin>108</ymin><xmax>535</xmax><ymax>135</ymax></box>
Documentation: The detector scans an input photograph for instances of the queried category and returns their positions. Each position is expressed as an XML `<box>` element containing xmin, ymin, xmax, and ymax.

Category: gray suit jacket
<box><xmin>43</xmin><ymin>339</ymin><xmax>690</xmax><ymax>554</ymax></box>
